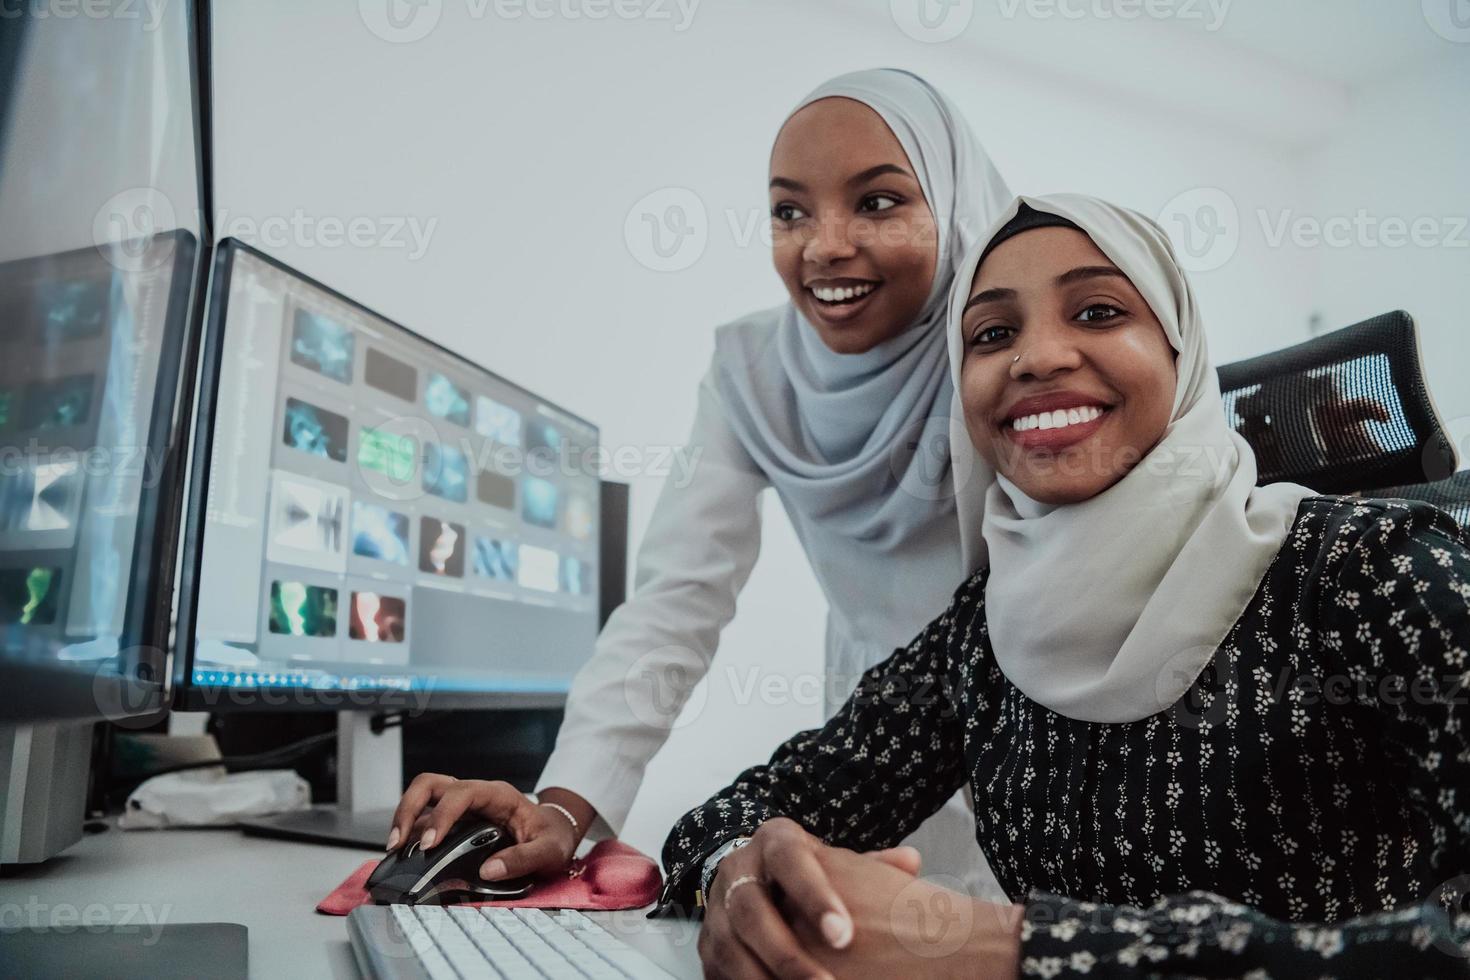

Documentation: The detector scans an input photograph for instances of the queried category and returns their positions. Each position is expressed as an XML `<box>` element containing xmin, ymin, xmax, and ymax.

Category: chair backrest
<box><xmin>1368</xmin><ymin>472</ymin><xmax>1470</xmax><ymax>528</ymax></box>
<box><xmin>1216</xmin><ymin>311</ymin><xmax>1457</xmax><ymax>494</ymax></box>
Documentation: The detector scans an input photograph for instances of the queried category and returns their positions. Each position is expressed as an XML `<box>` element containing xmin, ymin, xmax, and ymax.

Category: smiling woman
<box><xmin>947</xmin><ymin>196</ymin><xmax>1316</xmax><ymax>725</ymax></box>
<box><xmin>658</xmin><ymin>194</ymin><xmax>1470</xmax><ymax>979</ymax></box>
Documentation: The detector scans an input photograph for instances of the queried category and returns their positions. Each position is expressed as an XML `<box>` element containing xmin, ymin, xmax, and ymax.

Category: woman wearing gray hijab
<box><xmin>660</xmin><ymin>194</ymin><xmax>1470</xmax><ymax>979</ymax></box>
<box><xmin>387</xmin><ymin>69</ymin><xmax>1014</xmax><ymax>895</ymax></box>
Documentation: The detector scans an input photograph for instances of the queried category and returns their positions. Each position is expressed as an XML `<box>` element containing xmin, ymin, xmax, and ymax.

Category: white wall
<box><xmin>209</xmin><ymin>0</ymin><xmax>1463</xmax><ymax>859</ymax></box>
<box><xmin>1299</xmin><ymin>54</ymin><xmax>1470</xmax><ymax>469</ymax></box>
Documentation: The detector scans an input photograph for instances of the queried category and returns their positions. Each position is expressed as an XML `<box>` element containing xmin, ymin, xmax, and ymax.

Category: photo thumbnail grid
<box><xmin>253</xmin><ymin>299</ymin><xmax>599</xmax><ymax>653</ymax></box>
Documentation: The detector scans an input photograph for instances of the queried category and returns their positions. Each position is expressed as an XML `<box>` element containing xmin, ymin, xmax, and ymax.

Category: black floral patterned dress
<box><xmin>655</xmin><ymin>496</ymin><xmax>1470</xmax><ymax>977</ymax></box>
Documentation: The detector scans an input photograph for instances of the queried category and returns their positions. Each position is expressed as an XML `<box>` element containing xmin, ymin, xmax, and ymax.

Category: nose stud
<box><xmin>1012</xmin><ymin>354</ymin><xmax>1022</xmax><ymax>364</ymax></box>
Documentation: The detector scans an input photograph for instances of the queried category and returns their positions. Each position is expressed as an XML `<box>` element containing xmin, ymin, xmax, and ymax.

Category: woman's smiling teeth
<box><xmin>810</xmin><ymin>282</ymin><xmax>877</xmax><ymax>304</ymax></box>
<box><xmin>1011</xmin><ymin>405</ymin><xmax>1106</xmax><ymax>432</ymax></box>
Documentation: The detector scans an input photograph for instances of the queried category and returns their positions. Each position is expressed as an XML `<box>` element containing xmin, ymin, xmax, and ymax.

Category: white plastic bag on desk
<box><xmin>118</xmin><ymin>768</ymin><xmax>311</xmax><ymax>829</ymax></box>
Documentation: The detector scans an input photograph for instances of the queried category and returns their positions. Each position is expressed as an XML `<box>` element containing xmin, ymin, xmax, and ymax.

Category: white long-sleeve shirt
<box><xmin>537</xmin><ymin>358</ymin><xmax>1001</xmax><ymax>896</ymax></box>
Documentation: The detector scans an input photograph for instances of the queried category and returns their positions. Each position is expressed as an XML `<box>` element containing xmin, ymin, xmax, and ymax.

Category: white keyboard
<box><xmin>347</xmin><ymin>904</ymin><xmax>680</xmax><ymax>980</ymax></box>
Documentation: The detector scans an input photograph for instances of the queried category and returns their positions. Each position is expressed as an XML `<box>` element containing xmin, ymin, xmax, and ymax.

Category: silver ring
<box><xmin>721</xmin><ymin>874</ymin><xmax>764</xmax><ymax>910</ymax></box>
<box><xmin>1013</xmin><ymin>353</ymin><xmax>1022</xmax><ymax>364</ymax></box>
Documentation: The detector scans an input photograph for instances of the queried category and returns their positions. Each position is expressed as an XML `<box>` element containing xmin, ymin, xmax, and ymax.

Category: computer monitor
<box><xmin>0</xmin><ymin>0</ymin><xmax>209</xmax><ymax>864</ymax></box>
<box><xmin>0</xmin><ymin>1</ymin><xmax>206</xmax><ymax>731</ymax></box>
<box><xmin>0</xmin><ymin>237</ymin><xmax>198</xmax><ymax>722</ymax></box>
<box><xmin>174</xmin><ymin>240</ymin><xmax>603</xmax><ymax>844</ymax></box>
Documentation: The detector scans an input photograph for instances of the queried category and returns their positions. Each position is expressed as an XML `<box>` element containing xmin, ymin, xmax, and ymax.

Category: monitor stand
<box><xmin>0</xmin><ymin>722</ymin><xmax>91</xmax><ymax>865</ymax></box>
<box><xmin>238</xmin><ymin>712</ymin><xmax>400</xmax><ymax>850</ymax></box>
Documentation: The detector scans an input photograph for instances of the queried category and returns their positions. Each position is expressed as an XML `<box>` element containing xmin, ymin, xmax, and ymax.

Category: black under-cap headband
<box><xmin>977</xmin><ymin>202</ymin><xmax>1084</xmax><ymax>266</ymax></box>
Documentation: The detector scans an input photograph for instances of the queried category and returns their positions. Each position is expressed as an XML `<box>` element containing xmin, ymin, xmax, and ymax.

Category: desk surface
<box><xmin>0</xmin><ymin>823</ymin><xmax>703</xmax><ymax>978</ymax></box>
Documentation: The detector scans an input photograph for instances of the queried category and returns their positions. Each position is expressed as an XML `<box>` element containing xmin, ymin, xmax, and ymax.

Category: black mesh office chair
<box><xmin>1365</xmin><ymin>472</ymin><xmax>1470</xmax><ymax>528</ymax></box>
<box><xmin>1216</xmin><ymin>311</ymin><xmax>1458</xmax><ymax>495</ymax></box>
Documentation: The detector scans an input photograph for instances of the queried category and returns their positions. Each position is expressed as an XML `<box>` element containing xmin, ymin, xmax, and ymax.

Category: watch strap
<box><xmin>697</xmin><ymin>836</ymin><xmax>752</xmax><ymax>907</ymax></box>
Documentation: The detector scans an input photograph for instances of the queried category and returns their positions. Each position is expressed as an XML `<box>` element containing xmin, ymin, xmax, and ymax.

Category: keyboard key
<box><xmin>386</xmin><ymin>906</ymin><xmax>460</xmax><ymax>980</ymax></box>
<box><xmin>465</xmin><ymin>909</ymin><xmax>539</xmax><ymax>975</ymax></box>
<box><xmin>416</xmin><ymin>907</ymin><xmax>503</xmax><ymax>980</ymax></box>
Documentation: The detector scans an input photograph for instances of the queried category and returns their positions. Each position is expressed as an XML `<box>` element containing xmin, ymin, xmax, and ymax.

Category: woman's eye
<box><xmin>859</xmin><ymin>193</ymin><xmax>899</xmax><ymax>213</ymax></box>
<box><xmin>1077</xmin><ymin>303</ymin><xmax>1124</xmax><ymax>323</ymax></box>
<box><xmin>970</xmin><ymin>324</ymin><xmax>1014</xmax><ymax>347</ymax></box>
<box><xmin>771</xmin><ymin>203</ymin><xmax>807</xmax><ymax>222</ymax></box>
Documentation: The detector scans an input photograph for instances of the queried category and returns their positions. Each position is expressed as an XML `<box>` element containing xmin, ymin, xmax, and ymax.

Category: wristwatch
<box><xmin>697</xmin><ymin>836</ymin><xmax>752</xmax><ymax>908</ymax></box>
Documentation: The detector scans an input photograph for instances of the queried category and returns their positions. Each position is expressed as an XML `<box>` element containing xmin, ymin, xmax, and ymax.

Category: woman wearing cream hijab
<box><xmin>388</xmin><ymin>69</ymin><xmax>1013</xmax><ymax>901</ymax></box>
<box><xmin>660</xmin><ymin>195</ymin><xmax>1470</xmax><ymax>980</ymax></box>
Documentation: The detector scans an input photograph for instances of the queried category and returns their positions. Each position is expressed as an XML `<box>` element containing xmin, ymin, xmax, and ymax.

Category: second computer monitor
<box><xmin>178</xmin><ymin>240</ymin><xmax>600</xmax><ymax>709</ymax></box>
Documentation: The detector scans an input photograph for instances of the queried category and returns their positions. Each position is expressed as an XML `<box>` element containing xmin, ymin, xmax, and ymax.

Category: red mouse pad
<box><xmin>317</xmin><ymin>840</ymin><xmax>663</xmax><ymax>915</ymax></box>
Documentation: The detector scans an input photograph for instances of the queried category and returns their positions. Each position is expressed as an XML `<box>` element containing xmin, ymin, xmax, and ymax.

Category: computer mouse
<box><xmin>366</xmin><ymin>819</ymin><xmax>535</xmax><ymax>905</ymax></box>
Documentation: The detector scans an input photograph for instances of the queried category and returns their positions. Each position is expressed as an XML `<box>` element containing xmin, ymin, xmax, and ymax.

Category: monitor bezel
<box><xmin>173</xmin><ymin>237</ymin><xmax>598</xmax><ymax>713</ymax></box>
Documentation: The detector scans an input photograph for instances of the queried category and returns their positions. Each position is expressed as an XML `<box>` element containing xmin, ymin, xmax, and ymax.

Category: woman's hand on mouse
<box><xmin>697</xmin><ymin>817</ymin><xmax>924</xmax><ymax>980</ymax></box>
<box><xmin>387</xmin><ymin>774</ymin><xmax>595</xmax><ymax>881</ymax></box>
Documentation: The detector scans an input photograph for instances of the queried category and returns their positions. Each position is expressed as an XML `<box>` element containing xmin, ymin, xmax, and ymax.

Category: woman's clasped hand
<box><xmin>697</xmin><ymin>818</ymin><xmax>1023</xmax><ymax>980</ymax></box>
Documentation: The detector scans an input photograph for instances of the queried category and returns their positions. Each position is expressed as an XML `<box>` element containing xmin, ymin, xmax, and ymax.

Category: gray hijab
<box><xmin>714</xmin><ymin>68</ymin><xmax>1011</xmax><ymax>549</ymax></box>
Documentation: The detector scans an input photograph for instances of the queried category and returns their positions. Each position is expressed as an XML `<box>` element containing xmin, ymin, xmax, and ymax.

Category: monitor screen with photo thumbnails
<box><xmin>180</xmin><ymin>240</ymin><xmax>602</xmax><ymax>708</ymax></box>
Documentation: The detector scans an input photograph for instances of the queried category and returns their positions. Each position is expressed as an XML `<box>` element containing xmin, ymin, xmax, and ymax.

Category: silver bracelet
<box><xmin>699</xmin><ymin>836</ymin><xmax>752</xmax><ymax>903</ymax></box>
<box><xmin>540</xmin><ymin>801</ymin><xmax>579</xmax><ymax>835</ymax></box>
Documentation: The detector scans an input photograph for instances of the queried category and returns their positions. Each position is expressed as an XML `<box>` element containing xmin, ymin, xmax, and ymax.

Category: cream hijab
<box><xmin>947</xmin><ymin>194</ymin><xmax>1315</xmax><ymax>724</ymax></box>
